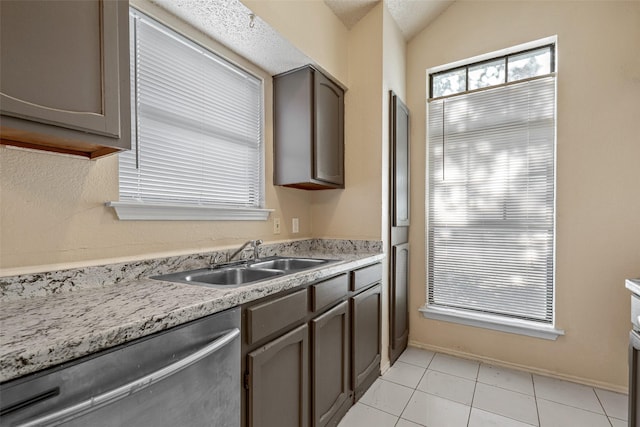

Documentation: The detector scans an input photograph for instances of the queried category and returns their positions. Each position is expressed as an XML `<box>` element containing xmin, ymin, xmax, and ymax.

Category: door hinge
<box><xmin>243</xmin><ymin>373</ymin><xmax>250</xmax><ymax>390</ymax></box>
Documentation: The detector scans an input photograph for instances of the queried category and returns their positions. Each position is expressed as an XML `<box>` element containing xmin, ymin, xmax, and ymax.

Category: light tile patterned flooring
<box><xmin>338</xmin><ymin>347</ymin><xmax>628</xmax><ymax>427</ymax></box>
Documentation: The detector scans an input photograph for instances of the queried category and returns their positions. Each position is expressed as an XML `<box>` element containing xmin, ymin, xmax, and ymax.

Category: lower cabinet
<box><xmin>243</xmin><ymin>263</ymin><xmax>382</xmax><ymax>427</ymax></box>
<box><xmin>351</xmin><ymin>284</ymin><xmax>382</xmax><ymax>401</ymax></box>
<box><xmin>311</xmin><ymin>300</ymin><xmax>351</xmax><ymax>427</ymax></box>
<box><xmin>247</xmin><ymin>324</ymin><xmax>310</xmax><ymax>427</ymax></box>
<box><xmin>629</xmin><ymin>330</ymin><xmax>640</xmax><ymax>426</ymax></box>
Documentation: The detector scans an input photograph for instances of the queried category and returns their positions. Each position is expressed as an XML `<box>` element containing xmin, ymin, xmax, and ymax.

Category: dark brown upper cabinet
<box><xmin>273</xmin><ymin>66</ymin><xmax>344</xmax><ymax>190</ymax></box>
<box><xmin>0</xmin><ymin>0</ymin><xmax>130</xmax><ymax>159</ymax></box>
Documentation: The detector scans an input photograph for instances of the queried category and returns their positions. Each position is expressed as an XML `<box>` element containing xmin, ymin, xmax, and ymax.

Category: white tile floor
<box><xmin>338</xmin><ymin>347</ymin><xmax>628</xmax><ymax>427</ymax></box>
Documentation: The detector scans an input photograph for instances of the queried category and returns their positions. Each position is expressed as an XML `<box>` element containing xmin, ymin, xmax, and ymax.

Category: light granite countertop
<box><xmin>626</xmin><ymin>278</ymin><xmax>640</xmax><ymax>296</ymax></box>
<box><xmin>0</xmin><ymin>240</ymin><xmax>384</xmax><ymax>383</ymax></box>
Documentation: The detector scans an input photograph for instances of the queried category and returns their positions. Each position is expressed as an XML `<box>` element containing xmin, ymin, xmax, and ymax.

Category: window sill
<box><xmin>419</xmin><ymin>305</ymin><xmax>564</xmax><ymax>341</ymax></box>
<box><xmin>106</xmin><ymin>201</ymin><xmax>273</xmax><ymax>221</ymax></box>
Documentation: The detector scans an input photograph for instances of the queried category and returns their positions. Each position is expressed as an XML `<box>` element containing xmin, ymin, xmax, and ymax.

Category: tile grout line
<box><xmin>356</xmin><ymin>400</ymin><xmax>402</xmax><ymax>420</ymax></box>
<box><xmin>535</xmin><ymin>396</ymin><xmax>612</xmax><ymax>416</ymax></box>
<box><xmin>592</xmin><ymin>387</ymin><xmax>615</xmax><ymax>427</ymax></box>
<box><xmin>532</xmin><ymin>373</ymin><xmax>542</xmax><ymax>427</ymax></box>
<box><xmin>467</xmin><ymin>375</ymin><xmax>479</xmax><ymax>427</ymax></box>
<box><xmin>396</xmin><ymin>354</ymin><xmax>433</xmax><ymax>427</ymax></box>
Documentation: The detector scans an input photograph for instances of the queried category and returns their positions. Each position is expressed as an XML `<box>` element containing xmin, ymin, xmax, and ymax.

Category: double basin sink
<box><xmin>153</xmin><ymin>256</ymin><xmax>336</xmax><ymax>288</ymax></box>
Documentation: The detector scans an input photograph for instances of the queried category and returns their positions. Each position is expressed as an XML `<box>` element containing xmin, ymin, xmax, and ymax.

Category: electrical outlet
<box><xmin>292</xmin><ymin>218</ymin><xmax>299</xmax><ymax>233</ymax></box>
<box><xmin>273</xmin><ymin>217</ymin><xmax>281</xmax><ymax>234</ymax></box>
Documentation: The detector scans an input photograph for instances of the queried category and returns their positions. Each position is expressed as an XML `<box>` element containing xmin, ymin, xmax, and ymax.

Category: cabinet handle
<box><xmin>18</xmin><ymin>328</ymin><xmax>240</xmax><ymax>426</ymax></box>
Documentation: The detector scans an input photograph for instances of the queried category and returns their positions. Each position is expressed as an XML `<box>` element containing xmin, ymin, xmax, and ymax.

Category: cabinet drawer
<box><xmin>247</xmin><ymin>289</ymin><xmax>308</xmax><ymax>345</ymax></box>
<box><xmin>311</xmin><ymin>274</ymin><xmax>348</xmax><ymax>312</ymax></box>
<box><xmin>350</xmin><ymin>263</ymin><xmax>382</xmax><ymax>292</ymax></box>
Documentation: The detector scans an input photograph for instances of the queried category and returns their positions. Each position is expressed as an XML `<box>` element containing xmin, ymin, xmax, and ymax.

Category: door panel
<box><xmin>391</xmin><ymin>94</ymin><xmax>410</xmax><ymax>227</ymax></box>
<box><xmin>314</xmin><ymin>72</ymin><xmax>344</xmax><ymax>185</ymax></box>
<box><xmin>248</xmin><ymin>324</ymin><xmax>309</xmax><ymax>427</ymax></box>
<box><xmin>388</xmin><ymin>91</ymin><xmax>410</xmax><ymax>365</ymax></box>
<box><xmin>391</xmin><ymin>243</ymin><xmax>409</xmax><ymax>358</ymax></box>
<box><xmin>311</xmin><ymin>301</ymin><xmax>350</xmax><ymax>427</ymax></box>
<box><xmin>0</xmin><ymin>0</ymin><xmax>123</xmax><ymax>137</ymax></box>
<box><xmin>351</xmin><ymin>285</ymin><xmax>381</xmax><ymax>401</ymax></box>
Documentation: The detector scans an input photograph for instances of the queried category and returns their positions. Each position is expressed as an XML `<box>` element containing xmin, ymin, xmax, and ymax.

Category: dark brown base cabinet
<box><xmin>242</xmin><ymin>263</ymin><xmax>382</xmax><ymax>427</ymax></box>
<box><xmin>351</xmin><ymin>284</ymin><xmax>382</xmax><ymax>401</ymax></box>
<box><xmin>312</xmin><ymin>301</ymin><xmax>351</xmax><ymax>427</ymax></box>
<box><xmin>248</xmin><ymin>325</ymin><xmax>309</xmax><ymax>427</ymax></box>
<box><xmin>629</xmin><ymin>330</ymin><xmax>640</xmax><ymax>427</ymax></box>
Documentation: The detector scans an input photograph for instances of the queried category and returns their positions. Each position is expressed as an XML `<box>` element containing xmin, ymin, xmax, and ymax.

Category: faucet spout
<box><xmin>228</xmin><ymin>239</ymin><xmax>263</xmax><ymax>263</ymax></box>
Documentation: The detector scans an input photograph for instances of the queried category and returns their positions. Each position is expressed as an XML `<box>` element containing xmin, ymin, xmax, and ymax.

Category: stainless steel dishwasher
<box><xmin>0</xmin><ymin>307</ymin><xmax>240</xmax><ymax>427</ymax></box>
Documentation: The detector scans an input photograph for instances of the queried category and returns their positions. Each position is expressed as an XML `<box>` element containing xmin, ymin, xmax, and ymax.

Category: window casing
<box><xmin>422</xmin><ymin>40</ymin><xmax>562</xmax><ymax>339</ymax></box>
<box><xmin>109</xmin><ymin>8</ymin><xmax>269</xmax><ymax>221</ymax></box>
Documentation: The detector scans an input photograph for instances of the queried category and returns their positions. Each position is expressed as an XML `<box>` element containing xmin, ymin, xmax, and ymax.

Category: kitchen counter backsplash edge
<box><xmin>0</xmin><ymin>239</ymin><xmax>382</xmax><ymax>301</ymax></box>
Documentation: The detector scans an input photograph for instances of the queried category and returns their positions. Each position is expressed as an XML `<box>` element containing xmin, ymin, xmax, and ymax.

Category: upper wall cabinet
<box><xmin>274</xmin><ymin>66</ymin><xmax>345</xmax><ymax>190</ymax></box>
<box><xmin>0</xmin><ymin>0</ymin><xmax>130</xmax><ymax>159</ymax></box>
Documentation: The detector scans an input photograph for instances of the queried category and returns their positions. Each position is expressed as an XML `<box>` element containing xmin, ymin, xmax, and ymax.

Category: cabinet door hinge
<box><xmin>243</xmin><ymin>373</ymin><xmax>250</xmax><ymax>390</ymax></box>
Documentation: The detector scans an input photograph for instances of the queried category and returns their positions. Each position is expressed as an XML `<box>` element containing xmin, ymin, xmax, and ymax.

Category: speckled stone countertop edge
<box><xmin>626</xmin><ymin>278</ymin><xmax>640</xmax><ymax>296</ymax></box>
<box><xmin>0</xmin><ymin>251</ymin><xmax>384</xmax><ymax>383</ymax></box>
<box><xmin>0</xmin><ymin>238</ymin><xmax>382</xmax><ymax>301</ymax></box>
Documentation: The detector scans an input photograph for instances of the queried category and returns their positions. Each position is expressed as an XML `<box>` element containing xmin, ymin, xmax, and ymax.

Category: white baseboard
<box><xmin>380</xmin><ymin>360</ymin><xmax>391</xmax><ymax>375</ymax></box>
<box><xmin>408</xmin><ymin>340</ymin><xmax>627</xmax><ymax>394</ymax></box>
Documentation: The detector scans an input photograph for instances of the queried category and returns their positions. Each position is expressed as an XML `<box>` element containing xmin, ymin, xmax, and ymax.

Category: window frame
<box><xmin>107</xmin><ymin>5</ymin><xmax>272</xmax><ymax>221</ymax></box>
<box><xmin>420</xmin><ymin>37</ymin><xmax>564</xmax><ymax>340</ymax></box>
<box><xmin>429</xmin><ymin>44</ymin><xmax>556</xmax><ymax>99</ymax></box>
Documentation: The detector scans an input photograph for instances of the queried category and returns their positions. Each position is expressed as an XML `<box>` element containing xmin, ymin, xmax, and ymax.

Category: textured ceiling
<box><xmin>323</xmin><ymin>0</ymin><xmax>379</xmax><ymax>29</ymax></box>
<box><xmin>151</xmin><ymin>0</ymin><xmax>313</xmax><ymax>76</ymax></box>
<box><xmin>324</xmin><ymin>0</ymin><xmax>455</xmax><ymax>40</ymax></box>
<box><xmin>149</xmin><ymin>0</ymin><xmax>454</xmax><ymax>79</ymax></box>
<box><xmin>386</xmin><ymin>0</ymin><xmax>454</xmax><ymax>40</ymax></box>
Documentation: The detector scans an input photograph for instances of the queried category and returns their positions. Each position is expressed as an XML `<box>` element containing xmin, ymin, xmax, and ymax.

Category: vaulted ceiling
<box><xmin>323</xmin><ymin>0</ymin><xmax>454</xmax><ymax>40</ymax></box>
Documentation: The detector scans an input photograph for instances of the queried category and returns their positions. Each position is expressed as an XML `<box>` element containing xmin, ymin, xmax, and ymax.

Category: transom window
<box><xmin>430</xmin><ymin>45</ymin><xmax>554</xmax><ymax>98</ymax></box>
<box><xmin>422</xmin><ymin>40</ymin><xmax>562</xmax><ymax>339</ymax></box>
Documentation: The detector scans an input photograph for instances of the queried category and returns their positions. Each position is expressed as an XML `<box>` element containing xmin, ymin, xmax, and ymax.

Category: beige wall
<box><xmin>381</xmin><ymin>5</ymin><xmax>408</xmax><ymax>368</ymax></box>
<box><xmin>407</xmin><ymin>0</ymin><xmax>640</xmax><ymax>390</ymax></box>
<box><xmin>0</xmin><ymin>0</ymin><xmax>313</xmax><ymax>275</ymax></box>
<box><xmin>310</xmin><ymin>5</ymin><xmax>383</xmax><ymax>241</ymax></box>
<box><xmin>240</xmin><ymin>0</ymin><xmax>349</xmax><ymax>85</ymax></box>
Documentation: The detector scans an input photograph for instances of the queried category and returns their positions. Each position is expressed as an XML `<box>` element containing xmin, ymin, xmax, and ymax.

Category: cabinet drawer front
<box><xmin>351</xmin><ymin>263</ymin><xmax>382</xmax><ymax>292</ymax></box>
<box><xmin>311</xmin><ymin>274</ymin><xmax>348</xmax><ymax>312</ymax></box>
<box><xmin>247</xmin><ymin>289</ymin><xmax>308</xmax><ymax>345</ymax></box>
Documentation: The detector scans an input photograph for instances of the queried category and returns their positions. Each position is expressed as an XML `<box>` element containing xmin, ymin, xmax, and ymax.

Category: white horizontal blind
<box><xmin>427</xmin><ymin>76</ymin><xmax>556</xmax><ymax>323</ymax></box>
<box><xmin>120</xmin><ymin>9</ymin><xmax>264</xmax><ymax>208</ymax></box>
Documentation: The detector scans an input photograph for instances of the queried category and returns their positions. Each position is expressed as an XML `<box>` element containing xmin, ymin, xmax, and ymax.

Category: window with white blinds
<box><xmin>113</xmin><ymin>8</ymin><xmax>267</xmax><ymax>220</ymax></box>
<box><xmin>425</xmin><ymin>44</ymin><xmax>558</xmax><ymax>335</ymax></box>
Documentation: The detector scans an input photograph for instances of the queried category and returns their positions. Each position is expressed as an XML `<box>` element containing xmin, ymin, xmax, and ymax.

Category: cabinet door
<box><xmin>351</xmin><ymin>284</ymin><xmax>381</xmax><ymax>400</ymax></box>
<box><xmin>248</xmin><ymin>324</ymin><xmax>309</xmax><ymax>427</ymax></box>
<box><xmin>314</xmin><ymin>71</ymin><xmax>344</xmax><ymax>186</ymax></box>
<box><xmin>0</xmin><ymin>0</ymin><xmax>124</xmax><ymax>137</ymax></box>
<box><xmin>390</xmin><ymin>243</ymin><xmax>410</xmax><ymax>364</ymax></box>
<box><xmin>311</xmin><ymin>301</ymin><xmax>350</xmax><ymax>427</ymax></box>
<box><xmin>630</xmin><ymin>330</ymin><xmax>640</xmax><ymax>426</ymax></box>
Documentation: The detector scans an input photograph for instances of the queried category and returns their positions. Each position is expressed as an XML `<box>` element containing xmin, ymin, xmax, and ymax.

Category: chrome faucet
<box><xmin>228</xmin><ymin>239</ymin><xmax>263</xmax><ymax>263</ymax></box>
<box><xmin>209</xmin><ymin>252</ymin><xmax>226</xmax><ymax>268</ymax></box>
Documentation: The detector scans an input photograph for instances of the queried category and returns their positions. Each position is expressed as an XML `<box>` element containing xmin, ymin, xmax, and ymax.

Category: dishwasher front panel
<box><xmin>0</xmin><ymin>307</ymin><xmax>240</xmax><ymax>427</ymax></box>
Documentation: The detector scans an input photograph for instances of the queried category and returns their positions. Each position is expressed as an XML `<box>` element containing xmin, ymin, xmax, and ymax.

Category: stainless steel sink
<box><xmin>249</xmin><ymin>258</ymin><xmax>330</xmax><ymax>271</ymax></box>
<box><xmin>152</xmin><ymin>256</ymin><xmax>336</xmax><ymax>288</ymax></box>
